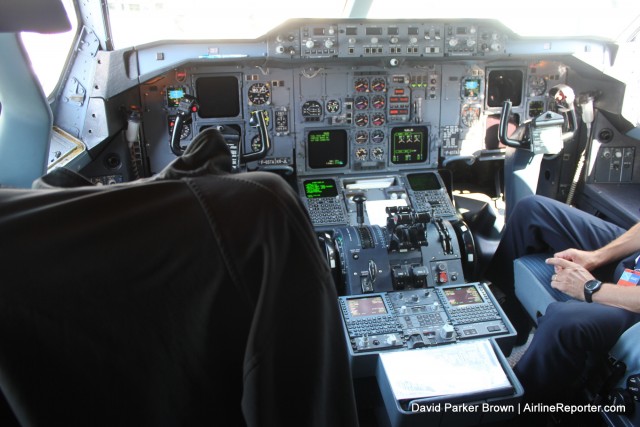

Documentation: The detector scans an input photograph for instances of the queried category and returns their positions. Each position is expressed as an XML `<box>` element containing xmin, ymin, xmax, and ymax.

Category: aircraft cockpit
<box><xmin>2</xmin><ymin>1</ymin><xmax>640</xmax><ymax>426</ymax></box>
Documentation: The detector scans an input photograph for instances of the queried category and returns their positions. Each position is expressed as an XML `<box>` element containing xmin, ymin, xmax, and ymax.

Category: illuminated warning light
<box><xmin>394</xmin><ymin>88</ymin><xmax>405</xmax><ymax>95</ymax></box>
<box><xmin>176</xmin><ymin>69</ymin><xmax>187</xmax><ymax>82</ymax></box>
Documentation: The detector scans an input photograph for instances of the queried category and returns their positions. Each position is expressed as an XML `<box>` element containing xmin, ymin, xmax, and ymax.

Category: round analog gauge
<box><xmin>461</xmin><ymin>104</ymin><xmax>481</xmax><ymax>127</ymax></box>
<box><xmin>326</xmin><ymin>99</ymin><xmax>340</xmax><ymax>113</ymax></box>
<box><xmin>371</xmin><ymin>129</ymin><xmax>385</xmax><ymax>143</ymax></box>
<box><xmin>355</xmin><ymin>96</ymin><xmax>369</xmax><ymax>110</ymax></box>
<box><xmin>355</xmin><ymin>148</ymin><xmax>368</xmax><ymax>161</ymax></box>
<box><xmin>371</xmin><ymin>113</ymin><xmax>385</xmax><ymax>126</ymax></box>
<box><xmin>247</xmin><ymin>83</ymin><xmax>271</xmax><ymax>105</ymax></box>
<box><xmin>528</xmin><ymin>75</ymin><xmax>547</xmax><ymax>97</ymax></box>
<box><xmin>355</xmin><ymin>113</ymin><xmax>369</xmax><ymax>127</ymax></box>
<box><xmin>355</xmin><ymin>130</ymin><xmax>368</xmax><ymax>144</ymax></box>
<box><xmin>371</xmin><ymin>78</ymin><xmax>386</xmax><ymax>92</ymax></box>
<box><xmin>371</xmin><ymin>95</ymin><xmax>386</xmax><ymax>109</ymax></box>
<box><xmin>301</xmin><ymin>100</ymin><xmax>323</xmax><ymax>117</ymax></box>
<box><xmin>371</xmin><ymin>147</ymin><xmax>384</xmax><ymax>160</ymax></box>
<box><xmin>354</xmin><ymin>78</ymin><xmax>369</xmax><ymax>93</ymax></box>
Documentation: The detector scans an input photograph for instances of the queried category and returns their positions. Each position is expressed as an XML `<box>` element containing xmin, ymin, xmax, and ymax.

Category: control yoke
<box><xmin>498</xmin><ymin>84</ymin><xmax>577</xmax><ymax>155</ymax></box>
<box><xmin>244</xmin><ymin>110</ymin><xmax>271</xmax><ymax>162</ymax></box>
<box><xmin>170</xmin><ymin>96</ymin><xmax>271</xmax><ymax>162</ymax></box>
<box><xmin>170</xmin><ymin>95</ymin><xmax>198</xmax><ymax>156</ymax></box>
<box><xmin>499</xmin><ymin>100</ymin><xmax>566</xmax><ymax>155</ymax></box>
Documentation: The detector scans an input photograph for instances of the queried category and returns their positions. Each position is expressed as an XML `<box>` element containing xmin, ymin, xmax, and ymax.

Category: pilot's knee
<box><xmin>512</xmin><ymin>194</ymin><xmax>546</xmax><ymax>216</ymax></box>
<box><xmin>537</xmin><ymin>302</ymin><xmax>589</xmax><ymax>340</ymax></box>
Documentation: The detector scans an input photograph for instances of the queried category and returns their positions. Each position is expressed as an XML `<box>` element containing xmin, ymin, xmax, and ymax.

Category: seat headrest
<box><xmin>1</xmin><ymin>0</ymin><xmax>71</xmax><ymax>34</ymax></box>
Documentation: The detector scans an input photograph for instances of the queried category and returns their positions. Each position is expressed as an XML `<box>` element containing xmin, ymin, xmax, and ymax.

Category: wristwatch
<box><xmin>584</xmin><ymin>279</ymin><xmax>603</xmax><ymax>303</ymax></box>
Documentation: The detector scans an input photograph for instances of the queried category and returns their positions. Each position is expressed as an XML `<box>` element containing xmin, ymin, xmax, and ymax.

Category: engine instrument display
<box><xmin>390</xmin><ymin>126</ymin><xmax>428</xmax><ymax>164</ymax></box>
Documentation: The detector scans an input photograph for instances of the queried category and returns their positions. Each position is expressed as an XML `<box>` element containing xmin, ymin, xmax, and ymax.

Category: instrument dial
<box><xmin>371</xmin><ymin>113</ymin><xmax>386</xmax><ymax>126</ymax></box>
<box><xmin>356</xmin><ymin>148</ymin><xmax>368</xmax><ymax>161</ymax></box>
<box><xmin>461</xmin><ymin>104</ymin><xmax>481</xmax><ymax>127</ymax></box>
<box><xmin>247</xmin><ymin>83</ymin><xmax>271</xmax><ymax>105</ymax></box>
<box><xmin>372</xmin><ymin>95</ymin><xmax>386</xmax><ymax>109</ymax></box>
<box><xmin>355</xmin><ymin>96</ymin><xmax>369</xmax><ymax>110</ymax></box>
<box><xmin>528</xmin><ymin>75</ymin><xmax>547</xmax><ymax>97</ymax></box>
<box><xmin>354</xmin><ymin>78</ymin><xmax>369</xmax><ymax>92</ymax></box>
<box><xmin>326</xmin><ymin>99</ymin><xmax>340</xmax><ymax>113</ymax></box>
<box><xmin>301</xmin><ymin>100</ymin><xmax>323</xmax><ymax>118</ymax></box>
<box><xmin>372</xmin><ymin>147</ymin><xmax>384</xmax><ymax>160</ymax></box>
<box><xmin>371</xmin><ymin>78</ymin><xmax>386</xmax><ymax>92</ymax></box>
<box><xmin>355</xmin><ymin>113</ymin><xmax>369</xmax><ymax>127</ymax></box>
<box><xmin>355</xmin><ymin>130</ymin><xmax>369</xmax><ymax>144</ymax></box>
<box><xmin>371</xmin><ymin>130</ymin><xmax>384</xmax><ymax>143</ymax></box>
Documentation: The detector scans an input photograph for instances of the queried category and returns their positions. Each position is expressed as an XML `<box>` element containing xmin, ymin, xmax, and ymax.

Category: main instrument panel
<box><xmin>138</xmin><ymin>19</ymin><xmax>575</xmax><ymax>181</ymax></box>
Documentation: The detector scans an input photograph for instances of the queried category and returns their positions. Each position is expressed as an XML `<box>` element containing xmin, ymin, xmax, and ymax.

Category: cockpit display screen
<box><xmin>462</xmin><ymin>78</ymin><xmax>481</xmax><ymax>98</ymax></box>
<box><xmin>308</xmin><ymin>129</ymin><xmax>348</xmax><ymax>169</ymax></box>
<box><xmin>347</xmin><ymin>296</ymin><xmax>387</xmax><ymax>317</ymax></box>
<box><xmin>407</xmin><ymin>172</ymin><xmax>441</xmax><ymax>191</ymax></box>
<box><xmin>443</xmin><ymin>286</ymin><xmax>484</xmax><ymax>306</ymax></box>
<box><xmin>304</xmin><ymin>179</ymin><xmax>338</xmax><ymax>198</ymax></box>
<box><xmin>166</xmin><ymin>86</ymin><xmax>186</xmax><ymax>107</ymax></box>
<box><xmin>390</xmin><ymin>126</ymin><xmax>428</xmax><ymax>164</ymax></box>
<box><xmin>195</xmin><ymin>76</ymin><xmax>240</xmax><ymax>118</ymax></box>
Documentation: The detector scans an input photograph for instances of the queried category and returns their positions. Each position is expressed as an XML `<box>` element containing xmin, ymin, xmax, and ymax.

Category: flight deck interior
<box><xmin>2</xmin><ymin>2</ymin><xmax>640</xmax><ymax>426</ymax></box>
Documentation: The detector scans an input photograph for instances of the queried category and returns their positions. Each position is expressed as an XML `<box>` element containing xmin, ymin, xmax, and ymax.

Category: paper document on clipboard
<box><xmin>379</xmin><ymin>340</ymin><xmax>513</xmax><ymax>401</ymax></box>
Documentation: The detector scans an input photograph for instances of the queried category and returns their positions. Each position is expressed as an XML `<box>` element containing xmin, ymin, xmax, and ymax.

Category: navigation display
<box><xmin>390</xmin><ymin>126</ymin><xmax>428</xmax><ymax>164</ymax></box>
<box><xmin>195</xmin><ymin>76</ymin><xmax>240</xmax><ymax>118</ymax></box>
<box><xmin>347</xmin><ymin>296</ymin><xmax>387</xmax><ymax>317</ymax></box>
<box><xmin>304</xmin><ymin>179</ymin><xmax>339</xmax><ymax>198</ymax></box>
<box><xmin>444</xmin><ymin>286</ymin><xmax>484</xmax><ymax>306</ymax></box>
<box><xmin>308</xmin><ymin>129</ymin><xmax>348</xmax><ymax>169</ymax></box>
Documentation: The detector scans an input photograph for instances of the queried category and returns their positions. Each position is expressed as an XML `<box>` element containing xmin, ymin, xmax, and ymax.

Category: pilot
<box><xmin>484</xmin><ymin>194</ymin><xmax>640</xmax><ymax>403</ymax></box>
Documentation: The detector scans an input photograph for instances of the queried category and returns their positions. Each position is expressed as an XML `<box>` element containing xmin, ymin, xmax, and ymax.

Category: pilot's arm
<box><xmin>545</xmin><ymin>222</ymin><xmax>640</xmax><ymax>313</ymax></box>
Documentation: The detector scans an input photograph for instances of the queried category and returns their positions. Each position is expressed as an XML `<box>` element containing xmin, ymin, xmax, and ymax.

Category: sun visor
<box><xmin>0</xmin><ymin>0</ymin><xmax>71</xmax><ymax>34</ymax></box>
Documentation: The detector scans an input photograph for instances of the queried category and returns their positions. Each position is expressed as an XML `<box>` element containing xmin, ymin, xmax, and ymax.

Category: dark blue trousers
<box><xmin>484</xmin><ymin>195</ymin><xmax>640</xmax><ymax>401</ymax></box>
<box><xmin>485</xmin><ymin>195</ymin><xmax>630</xmax><ymax>291</ymax></box>
<box><xmin>514</xmin><ymin>300</ymin><xmax>640</xmax><ymax>402</ymax></box>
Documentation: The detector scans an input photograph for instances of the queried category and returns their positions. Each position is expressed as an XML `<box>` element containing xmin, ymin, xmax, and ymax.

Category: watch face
<box><xmin>586</xmin><ymin>280</ymin><xmax>602</xmax><ymax>291</ymax></box>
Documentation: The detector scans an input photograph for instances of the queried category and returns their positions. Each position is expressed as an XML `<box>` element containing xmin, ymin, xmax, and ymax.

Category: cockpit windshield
<box><xmin>106</xmin><ymin>0</ymin><xmax>640</xmax><ymax>48</ymax></box>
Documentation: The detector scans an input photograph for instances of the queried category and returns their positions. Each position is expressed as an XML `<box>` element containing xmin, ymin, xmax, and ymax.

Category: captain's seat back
<box><xmin>0</xmin><ymin>130</ymin><xmax>359</xmax><ymax>426</ymax></box>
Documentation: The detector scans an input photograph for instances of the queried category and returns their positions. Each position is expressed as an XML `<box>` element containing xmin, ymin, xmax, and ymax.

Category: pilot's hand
<box><xmin>546</xmin><ymin>257</ymin><xmax>596</xmax><ymax>301</ymax></box>
<box><xmin>553</xmin><ymin>248</ymin><xmax>599</xmax><ymax>271</ymax></box>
